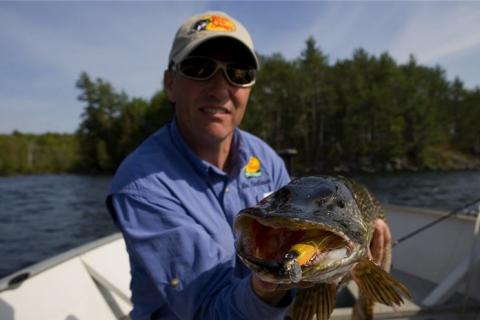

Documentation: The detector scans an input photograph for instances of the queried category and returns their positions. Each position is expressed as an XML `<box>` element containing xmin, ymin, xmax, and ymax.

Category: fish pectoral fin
<box><xmin>352</xmin><ymin>259</ymin><xmax>412</xmax><ymax>307</ymax></box>
<box><xmin>292</xmin><ymin>283</ymin><xmax>336</xmax><ymax>320</ymax></box>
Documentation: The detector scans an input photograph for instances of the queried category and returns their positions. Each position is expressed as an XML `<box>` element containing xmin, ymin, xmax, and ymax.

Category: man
<box><xmin>107</xmin><ymin>11</ymin><xmax>391</xmax><ymax>320</ymax></box>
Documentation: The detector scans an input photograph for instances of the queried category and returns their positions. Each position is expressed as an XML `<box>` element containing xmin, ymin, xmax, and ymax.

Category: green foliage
<box><xmin>3</xmin><ymin>38</ymin><xmax>480</xmax><ymax>175</ymax></box>
<box><xmin>245</xmin><ymin>39</ymin><xmax>480</xmax><ymax>173</ymax></box>
<box><xmin>75</xmin><ymin>72</ymin><xmax>173</xmax><ymax>173</ymax></box>
<box><xmin>0</xmin><ymin>132</ymin><xmax>80</xmax><ymax>175</ymax></box>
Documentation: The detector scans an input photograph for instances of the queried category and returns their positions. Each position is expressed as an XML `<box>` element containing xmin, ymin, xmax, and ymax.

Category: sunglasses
<box><xmin>172</xmin><ymin>56</ymin><xmax>256</xmax><ymax>87</ymax></box>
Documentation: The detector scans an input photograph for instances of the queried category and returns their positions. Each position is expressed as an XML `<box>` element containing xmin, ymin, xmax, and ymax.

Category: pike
<box><xmin>234</xmin><ymin>176</ymin><xmax>411</xmax><ymax>320</ymax></box>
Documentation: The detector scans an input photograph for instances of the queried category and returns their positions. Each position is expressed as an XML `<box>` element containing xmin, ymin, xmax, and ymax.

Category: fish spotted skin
<box><xmin>234</xmin><ymin>175</ymin><xmax>411</xmax><ymax>320</ymax></box>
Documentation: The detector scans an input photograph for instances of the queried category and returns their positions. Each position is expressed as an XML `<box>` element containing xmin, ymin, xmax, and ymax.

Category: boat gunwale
<box><xmin>0</xmin><ymin>232</ymin><xmax>122</xmax><ymax>292</ymax></box>
<box><xmin>383</xmin><ymin>204</ymin><xmax>478</xmax><ymax>222</ymax></box>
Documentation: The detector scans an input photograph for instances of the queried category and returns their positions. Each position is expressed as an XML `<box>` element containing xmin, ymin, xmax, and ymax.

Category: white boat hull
<box><xmin>0</xmin><ymin>234</ymin><xmax>131</xmax><ymax>320</ymax></box>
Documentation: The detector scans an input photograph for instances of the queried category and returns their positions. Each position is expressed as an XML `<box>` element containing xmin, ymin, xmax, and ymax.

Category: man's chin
<box><xmin>202</xmin><ymin>126</ymin><xmax>235</xmax><ymax>143</ymax></box>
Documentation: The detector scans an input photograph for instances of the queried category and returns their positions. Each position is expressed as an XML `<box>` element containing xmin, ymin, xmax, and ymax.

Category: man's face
<box><xmin>165</xmin><ymin>39</ymin><xmax>254</xmax><ymax>149</ymax></box>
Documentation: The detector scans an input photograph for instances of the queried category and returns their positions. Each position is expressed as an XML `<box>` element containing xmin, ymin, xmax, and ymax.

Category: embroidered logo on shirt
<box><xmin>244</xmin><ymin>156</ymin><xmax>262</xmax><ymax>178</ymax></box>
<box><xmin>192</xmin><ymin>15</ymin><xmax>236</xmax><ymax>32</ymax></box>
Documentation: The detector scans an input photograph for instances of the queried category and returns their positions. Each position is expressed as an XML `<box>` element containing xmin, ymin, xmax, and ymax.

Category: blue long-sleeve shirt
<box><xmin>107</xmin><ymin>120</ymin><xmax>291</xmax><ymax>319</ymax></box>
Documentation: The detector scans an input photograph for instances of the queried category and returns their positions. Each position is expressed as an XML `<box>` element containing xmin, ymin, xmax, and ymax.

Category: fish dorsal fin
<box><xmin>352</xmin><ymin>258</ymin><xmax>412</xmax><ymax>307</ymax></box>
<box><xmin>292</xmin><ymin>283</ymin><xmax>336</xmax><ymax>320</ymax></box>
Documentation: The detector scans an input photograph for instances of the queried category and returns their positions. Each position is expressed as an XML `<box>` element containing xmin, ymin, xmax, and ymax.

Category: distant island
<box><xmin>1</xmin><ymin>38</ymin><xmax>479</xmax><ymax>176</ymax></box>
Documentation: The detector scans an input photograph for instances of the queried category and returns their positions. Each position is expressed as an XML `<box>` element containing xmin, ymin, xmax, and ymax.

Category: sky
<box><xmin>1</xmin><ymin>1</ymin><xmax>480</xmax><ymax>134</ymax></box>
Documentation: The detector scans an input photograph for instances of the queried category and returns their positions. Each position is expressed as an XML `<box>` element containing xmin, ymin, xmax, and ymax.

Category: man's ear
<box><xmin>164</xmin><ymin>70</ymin><xmax>175</xmax><ymax>103</ymax></box>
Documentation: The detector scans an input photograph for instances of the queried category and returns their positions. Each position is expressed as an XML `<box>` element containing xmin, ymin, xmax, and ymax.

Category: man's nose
<box><xmin>207</xmin><ymin>69</ymin><xmax>232</xmax><ymax>98</ymax></box>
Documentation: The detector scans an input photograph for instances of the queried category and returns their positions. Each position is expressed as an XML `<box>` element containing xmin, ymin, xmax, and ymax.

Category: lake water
<box><xmin>1</xmin><ymin>171</ymin><xmax>480</xmax><ymax>278</ymax></box>
<box><xmin>0</xmin><ymin>175</ymin><xmax>115</xmax><ymax>278</ymax></box>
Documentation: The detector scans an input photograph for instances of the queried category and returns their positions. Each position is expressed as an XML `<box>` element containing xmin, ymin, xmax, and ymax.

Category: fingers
<box><xmin>277</xmin><ymin>281</ymin><xmax>315</xmax><ymax>291</ymax></box>
<box><xmin>251</xmin><ymin>274</ymin><xmax>288</xmax><ymax>306</ymax></box>
<box><xmin>370</xmin><ymin>219</ymin><xmax>391</xmax><ymax>265</ymax></box>
<box><xmin>370</xmin><ymin>220</ymin><xmax>384</xmax><ymax>264</ymax></box>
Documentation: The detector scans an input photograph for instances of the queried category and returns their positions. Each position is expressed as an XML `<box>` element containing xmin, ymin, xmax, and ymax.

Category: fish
<box><xmin>234</xmin><ymin>175</ymin><xmax>411</xmax><ymax>320</ymax></box>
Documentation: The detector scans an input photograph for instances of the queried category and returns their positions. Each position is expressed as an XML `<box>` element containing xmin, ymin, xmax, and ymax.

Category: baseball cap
<box><xmin>168</xmin><ymin>11</ymin><xmax>259</xmax><ymax>69</ymax></box>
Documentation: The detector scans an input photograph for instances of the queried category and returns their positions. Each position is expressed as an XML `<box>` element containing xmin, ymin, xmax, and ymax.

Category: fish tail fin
<box><xmin>292</xmin><ymin>283</ymin><xmax>336</xmax><ymax>320</ymax></box>
<box><xmin>352</xmin><ymin>258</ymin><xmax>412</xmax><ymax>307</ymax></box>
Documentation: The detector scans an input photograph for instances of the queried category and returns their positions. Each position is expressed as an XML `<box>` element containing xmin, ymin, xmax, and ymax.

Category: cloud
<box><xmin>306</xmin><ymin>3</ymin><xmax>374</xmax><ymax>58</ymax></box>
<box><xmin>1</xmin><ymin>2</ymin><xmax>480</xmax><ymax>133</ymax></box>
<box><xmin>277</xmin><ymin>2</ymin><xmax>480</xmax><ymax>89</ymax></box>
<box><xmin>268</xmin><ymin>3</ymin><xmax>408</xmax><ymax>63</ymax></box>
<box><xmin>390</xmin><ymin>3</ymin><xmax>480</xmax><ymax>64</ymax></box>
<box><xmin>0</xmin><ymin>2</ymin><xmax>210</xmax><ymax>133</ymax></box>
<box><xmin>0</xmin><ymin>3</ymin><xmax>194</xmax><ymax>98</ymax></box>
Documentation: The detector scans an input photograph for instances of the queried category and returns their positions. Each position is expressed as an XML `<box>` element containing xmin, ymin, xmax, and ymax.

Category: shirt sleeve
<box><xmin>272</xmin><ymin>151</ymin><xmax>292</xmax><ymax>190</ymax></box>
<box><xmin>110</xmin><ymin>192</ymin><xmax>290</xmax><ymax>320</ymax></box>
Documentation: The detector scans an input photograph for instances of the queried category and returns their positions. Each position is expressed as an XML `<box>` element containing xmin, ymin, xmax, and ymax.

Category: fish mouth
<box><xmin>234</xmin><ymin>214</ymin><xmax>359</xmax><ymax>284</ymax></box>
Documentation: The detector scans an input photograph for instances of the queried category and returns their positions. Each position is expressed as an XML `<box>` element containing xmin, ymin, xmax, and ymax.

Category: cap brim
<box><xmin>174</xmin><ymin>35</ymin><xmax>259</xmax><ymax>69</ymax></box>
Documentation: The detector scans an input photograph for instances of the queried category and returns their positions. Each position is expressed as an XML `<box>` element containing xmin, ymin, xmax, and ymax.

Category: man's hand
<box><xmin>251</xmin><ymin>274</ymin><xmax>314</xmax><ymax>306</ymax></box>
<box><xmin>369</xmin><ymin>219</ymin><xmax>392</xmax><ymax>266</ymax></box>
<box><xmin>251</xmin><ymin>274</ymin><xmax>286</xmax><ymax>306</ymax></box>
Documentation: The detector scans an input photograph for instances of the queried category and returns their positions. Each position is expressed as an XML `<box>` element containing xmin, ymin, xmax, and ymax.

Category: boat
<box><xmin>0</xmin><ymin>204</ymin><xmax>479</xmax><ymax>319</ymax></box>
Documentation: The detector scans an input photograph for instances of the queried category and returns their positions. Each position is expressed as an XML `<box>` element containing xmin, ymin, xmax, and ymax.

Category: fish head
<box><xmin>234</xmin><ymin>176</ymin><xmax>372</xmax><ymax>284</ymax></box>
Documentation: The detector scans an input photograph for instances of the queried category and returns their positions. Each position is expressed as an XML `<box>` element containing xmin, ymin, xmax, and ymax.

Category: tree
<box><xmin>296</xmin><ymin>37</ymin><xmax>334</xmax><ymax>170</ymax></box>
<box><xmin>76</xmin><ymin>72</ymin><xmax>129</xmax><ymax>172</ymax></box>
<box><xmin>75</xmin><ymin>73</ymin><xmax>173</xmax><ymax>173</ymax></box>
<box><xmin>244</xmin><ymin>53</ymin><xmax>298</xmax><ymax>149</ymax></box>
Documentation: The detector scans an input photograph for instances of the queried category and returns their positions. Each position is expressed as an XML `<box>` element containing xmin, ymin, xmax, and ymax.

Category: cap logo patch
<box><xmin>192</xmin><ymin>15</ymin><xmax>236</xmax><ymax>32</ymax></box>
<box><xmin>245</xmin><ymin>156</ymin><xmax>262</xmax><ymax>178</ymax></box>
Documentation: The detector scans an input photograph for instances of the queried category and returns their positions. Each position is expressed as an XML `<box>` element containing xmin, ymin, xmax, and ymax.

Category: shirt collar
<box><xmin>169</xmin><ymin>118</ymin><xmax>210</xmax><ymax>178</ymax></box>
<box><xmin>229</xmin><ymin>129</ymin><xmax>249</xmax><ymax>177</ymax></box>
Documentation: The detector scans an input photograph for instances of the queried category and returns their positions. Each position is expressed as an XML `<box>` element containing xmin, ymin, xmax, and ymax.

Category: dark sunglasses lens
<box><xmin>226</xmin><ymin>64</ymin><xmax>256</xmax><ymax>85</ymax></box>
<box><xmin>180</xmin><ymin>58</ymin><xmax>216</xmax><ymax>79</ymax></box>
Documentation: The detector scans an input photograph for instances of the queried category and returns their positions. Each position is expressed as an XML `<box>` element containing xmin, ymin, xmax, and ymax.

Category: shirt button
<box><xmin>225</xmin><ymin>187</ymin><xmax>229</xmax><ymax>193</ymax></box>
<box><xmin>170</xmin><ymin>278</ymin><xmax>179</xmax><ymax>288</ymax></box>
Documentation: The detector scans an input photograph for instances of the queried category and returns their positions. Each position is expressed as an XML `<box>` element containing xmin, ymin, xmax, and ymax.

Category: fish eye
<box><xmin>337</xmin><ymin>200</ymin><xmax>345</xmax><ymax>208</ymax></box>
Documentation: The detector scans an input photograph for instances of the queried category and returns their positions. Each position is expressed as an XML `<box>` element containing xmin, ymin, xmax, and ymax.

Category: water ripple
<box><xmin>0</xmin><ymin>174</ymin><xmax>117</xmax><ymax>278</ymax></box>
